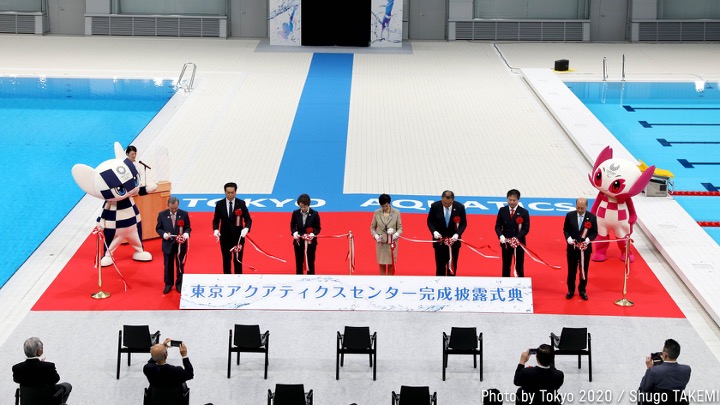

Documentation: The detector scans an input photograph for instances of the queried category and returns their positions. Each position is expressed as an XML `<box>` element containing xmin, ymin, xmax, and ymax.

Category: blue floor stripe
<box><xmin>272</xmin><ymin>53</ymin><xmax>353</xmax><ymax>196</ymax></box>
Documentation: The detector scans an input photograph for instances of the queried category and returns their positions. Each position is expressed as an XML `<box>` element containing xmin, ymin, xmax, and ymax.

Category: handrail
<box><xmin>177</xmin><ymin>62</ymin><xmax>197</xmax><ymax>92</ymax></box>
<box><xmin>602</xmin><ymin>57</ymin><xmax>608</xmax><ymax>81</ymax></box>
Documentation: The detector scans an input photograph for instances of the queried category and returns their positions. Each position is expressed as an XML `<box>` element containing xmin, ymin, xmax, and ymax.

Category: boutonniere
<box><xmin>234</xmin><ymin>209</ymin><xmax>242</xmax><ymax>227</ymax></box>
<box><xmin>516</xmin><ymin>216</ymin><xmax>524</xmax><ymax>232</ymax></box>
<box><xmin>581</xmin><ymin>220</ymin><xmax>591</xmax><ymax>238</ymax></box>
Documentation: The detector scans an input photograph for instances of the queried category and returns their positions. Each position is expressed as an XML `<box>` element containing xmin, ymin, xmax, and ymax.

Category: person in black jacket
<box><xmin>144</xmin><ymin>339</ymin><xmax>194</xmax><ymax>397</ymax></box>
<box><xmin>212</xmin><ymin>182</ymin><xmax>252</xmax><ymax>274</ymax></box>
<box><xmin>290</xmin><ymin>193</ymin><xmax>321</xmax><ymax>275</ymax></box>
<box><xmin>12</xmin><ymin>337</ymin><xmax>72</xmax><ymax>404</ymax></box>
<box><xmin>562</xmin><ymin>198</ymin><xmax>598</xmax><ymax>300</ymax></box>
<box><xmin>427</xmin><ymin>190</ymin><xmax>467</xmax><ymax>276</ymax></box>
<box><xmin>495</xmin><ymin>189</ymin><xmax>530</xmax><ymax>277</ymax></box>
<box><xmin>514</xmin><ymin>344</ymin><xmax>564</xmax><ymax>405</ymax></box>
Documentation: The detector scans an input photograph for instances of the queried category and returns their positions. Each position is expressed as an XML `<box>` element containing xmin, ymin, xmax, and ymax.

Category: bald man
<box><xmin>143</xmin><ymin>338</ymin><xmax>194</xmax><ymax>395</ymax></box>
<box><xmin>563</xmin><ymin>198</ymin><xmax>598</xmax><ymax>300</ymax></box>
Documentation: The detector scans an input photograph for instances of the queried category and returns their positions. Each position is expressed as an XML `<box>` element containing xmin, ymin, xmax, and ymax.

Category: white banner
<box><xmin>371</xmin><ymin>0</ymin><xmax>403</xmax><ymax>47</ymax></box>
<box><xmin>269</xmin><ymin>0</ymin><xmax>301</xmax><ymax>46</ymax></box>
<box><xmin>180</xmin><ymin>274</ymin><xmax>533</xmax><ymax>313</ymax></box>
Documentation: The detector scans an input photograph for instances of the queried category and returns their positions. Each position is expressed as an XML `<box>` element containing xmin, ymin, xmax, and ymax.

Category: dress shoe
<box><xmin>566</xmin><ymin>292</ymin><xmax>574</xmax><ymax>299</ymax></box>
<box><xmin>176</xmin><ymin>284</ymin><xmax>182</xmax><ymax>293</ymax></box>
<box><xmin>163</xmin><ymin>285</ymin><xmax>172</xmax><ymax>294</ymax></box>
<box><xmin>579</xmin><ymin>292</ymin><xmax>588</xmax><ymax>300</ymax></box>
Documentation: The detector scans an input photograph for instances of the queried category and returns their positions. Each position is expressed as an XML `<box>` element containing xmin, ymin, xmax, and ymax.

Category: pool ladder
<box><xmin>177</xmin><ymin>62</ymin><xmax>197</xmax><ymax>92</ymax></box>
<box><xmin>602</xmin><ymin>54</ymin><xmax>626</xmax><ymax>82</ymax></box>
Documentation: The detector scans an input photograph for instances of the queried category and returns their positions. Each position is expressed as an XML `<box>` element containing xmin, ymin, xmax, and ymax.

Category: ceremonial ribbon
<box><xmin>386</xmin><ymin>231</ymin><xmax>397</xmax><ymax>275</ymax></box>
<box><xmin>91</xmin><ymin>227</ymin><xmax>130</xmax><ymax>291</ymax></box>
<box><xmin>316</xmin><ymin>232</ymin><xmax>355</xmax><ymax>274</ymax></box>
<box><xmin>246</xmin><ymin>236</ymin><xmax>286</xmax><ymax>263</ymax></box>
<box><xmin>171</xmin><ymin>234</ymin><xmax>189</xmax><ymax>275</ymax></box>
<box><xmin>509</xmin><ymin>237</ymin><xmax>562</xmax><ymax>270</ymax></box>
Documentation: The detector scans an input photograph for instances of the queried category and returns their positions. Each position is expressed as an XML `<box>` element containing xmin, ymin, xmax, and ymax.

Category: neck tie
<box><xmin>229</xmin><ymin>200</ymin><xmax>233</xmax><ymax>218</ymax></box>
<box><xmin>578</xmin><ymin>215</ymin><xmax>583</xmax><ymax>231</ymax></box>
<box><xmin>171</xmin><ymin>213</ymin><xmax>176</xmax><ymax>228</ymax></box>
<box><xmin>510</xmin><ymin>208</ymin><xmax>515</xmax><ymax>218</ymax></box>
<box><xmin>445</xmin><ymin>207</ymin><xmax>450</xmax><ymax>226</ymax></box>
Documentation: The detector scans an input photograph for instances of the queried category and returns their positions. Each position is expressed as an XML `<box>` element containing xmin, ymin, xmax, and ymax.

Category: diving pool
<box><xmin>0</xmin><ymin>77</ymin><xmax>175</xmax><ymax>288</ymax></box>
<box><xmin>566</xmin><ymin>81</ymin><xmax>720</xmax><ymax>245</ymax></box>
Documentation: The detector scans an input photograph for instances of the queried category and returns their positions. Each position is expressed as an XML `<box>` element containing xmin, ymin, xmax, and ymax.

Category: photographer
<box><xmin>639</xmin><ymin>339</ymin><xmax>691</xmax><ymax>396</ymax></box>
<box><xmin>144</xmin><ymin>338</ymin><xmax>194</xmax><ymax>400</ymax></box>
<box><xmin>514</xmin><ymin>344</ymin><xmax>564</xmax><ymax>405</ymax></box>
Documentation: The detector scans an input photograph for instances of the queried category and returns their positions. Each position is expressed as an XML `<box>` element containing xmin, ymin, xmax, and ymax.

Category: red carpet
<box><xmin>33</xmin><ymin>213</ymin><xmax>684</xmax><ymax>318</ymax></box>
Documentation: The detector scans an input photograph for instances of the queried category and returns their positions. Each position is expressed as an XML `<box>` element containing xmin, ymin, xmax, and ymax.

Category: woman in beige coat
<box><xmin>370</xmin><ymin>194</ymin><xmax>402</xmax><ymax>275</ymax></box>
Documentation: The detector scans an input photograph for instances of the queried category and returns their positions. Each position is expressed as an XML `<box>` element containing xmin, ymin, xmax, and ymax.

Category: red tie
<box><xmin>171</xmin><ymin>213</ymin><xmax>176</xmax><ymax>228</ymax></box>
<box><xmin>510</xmin><ymin>208</ymin><xmax>515</xmax><ymax>218</ymax></box>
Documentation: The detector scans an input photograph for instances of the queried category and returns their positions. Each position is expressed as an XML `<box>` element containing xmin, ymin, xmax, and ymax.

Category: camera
<box><xmin>650</xmin><ymin>352</ymin><xmax>663</xmax><ymax>364</ymax></box>
<box><xmin>528</xmin><ymin>348</ymin><xmax>538</xmax><ymax>355</ymax></box>
<box><xmin>169</xmin><ymin>340</ymin><xmax>182</xmax><ymax>347</ymax></box>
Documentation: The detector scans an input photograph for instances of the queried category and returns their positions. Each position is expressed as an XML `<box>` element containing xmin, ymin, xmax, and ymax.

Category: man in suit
<box><xmin>213</xmin><ymin>182</ymin><xmax>252</xmax><ymax>274</ymax></box>
<box><xmin>143</xmin><ymin>339</ymin><xmax>194</xmax><ymax>401</ymax></box>
<box><xmin>495</xmin><ymin>189</ymin><xmax>530</xmax><ymax>277</ymax></box>
<box><xmin>12</xmin><ymin>337</ymin><xmax>72</xmax><ymax>404</ymax></box>
<box><xmin>639</xmin><ymin>339</ymin><xmax>692</xmax><ymax>398</ymax></box>
<box><xmin>291</xmin><ymin>193</ymin><xmax>321</xmax><ymax>275</ymax></box>
<box><xmin>156</xmin><ymin>196</ymin><xmax>191</xmax><ymax>294</ymax></box>
<box><xmin>427</xmin><ymin>190</ymin><xmax>467</xmax><ymax>276</ymax></box>
<box><xmin>514</xmin><ymin>344</ymin><xmax>564</xmax><ymax>405</ymax></box>
<box><xmin>563</xmin><ymin>197</ymin><xmax>598</xmax><ymax>300</ymax></box>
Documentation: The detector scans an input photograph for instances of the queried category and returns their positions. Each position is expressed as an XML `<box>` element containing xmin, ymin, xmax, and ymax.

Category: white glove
<box><xmin>293</xmin><ymin>231</ymin><xmax>300</xmax><ymax>240</ymax></box>
<box><xmin>213</xmin><ymin>229</ymin><xmax>220</xmax><ymax>241</ymax></box>
<box><xmin>392</xmin><ymin>232</ymin><xmax>400</xmax><ymax>241</ymax></box>
<box><xmin>585</xmin><ymin>237</ymin><xmax>590</xmax><ymax>244</ymax></box>
<box><xmin>499</xmin><ymin>235</ymin><xmax>507</xmax><ymax>244</ymax></box>
<box><xmin>308</xmin><ymin>233</ymin><xmax>315</xmax><ymax>239</ymax></box>
<box><xmin>240</xmin><ymin>228</ymin><xmax>249</xmax><ymax>238</ymax></box>
<box><xmin>433</xmin><ymin>231</ymin><xmax>441</xmax><ymax>239</ymax></box>
<box><xmin>387</xmin><ymin>227</ymin><xmax>394</xmax><ymax>234</ymax></box>
<box><xmin>183</xmin><ymin>233</ymin><xmax>189</xmax><ymax>240</ymax></box>
<box><xmin>163</xmin><ymin>233</ymin><xmax>171</xmax><ymax>240</ymax></box>
<box><xmin>567</xmin><ymin>236</ymin><xmax>575</xmax><ymax>245</ymax></box>
<box><xmin>374</xmin><ymin>234</ymin><xmax>382</xmax><ymax>242</ymax></box>
<box><xmin>145</xmin><ymin>182</ymin><xmax>158</xmax><ymax>193</ymax></box>
<box><xmin>451</xmin><ymin>234</ymin><xmax>459</xmax><ymax>242</ymax></box>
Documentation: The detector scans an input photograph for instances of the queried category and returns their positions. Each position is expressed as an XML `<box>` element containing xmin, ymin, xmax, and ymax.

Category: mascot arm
<box><xmin>589</xmin><ymin>193</ymin><xmax>604</xmax><ymax>214</ymax></box>
<box><xmin>626</xmin><ymin>197</ymin><xmax>637</xmax><ymax>234</ymax></box>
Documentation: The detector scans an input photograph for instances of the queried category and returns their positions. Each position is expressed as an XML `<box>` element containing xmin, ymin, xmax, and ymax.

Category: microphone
<box><xmin>138</xmin><ymin>161</ymin><xmax>152</xmax><ymax>170</ymax></box>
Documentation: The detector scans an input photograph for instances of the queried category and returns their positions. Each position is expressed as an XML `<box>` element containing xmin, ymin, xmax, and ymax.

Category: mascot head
<box><xmin>588</xmin><ymin>146</ymin><xmax>655</xmax><ymax>199</ymax></box>
<box><xmin>72</xmin><ymin>142</ymin><xmax>141</xmax><ymax>201</ymax></box>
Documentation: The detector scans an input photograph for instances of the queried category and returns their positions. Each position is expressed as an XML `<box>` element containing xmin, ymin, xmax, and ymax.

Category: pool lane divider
<box><xmin>624</xmin><ymin>105</ymin><xmax>720</xmax><ymax>112</ymax></box>
<box><xmin>657</xmin><ymin>139</ymin><xmax>720</xmax><ymax>146</ymax></box>
<box><xmin>640</xmin><ymin>121</ymin><xmax>720</xmax><ymax>128</ymax></box>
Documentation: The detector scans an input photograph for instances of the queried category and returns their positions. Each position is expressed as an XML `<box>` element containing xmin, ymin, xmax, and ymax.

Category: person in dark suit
<box><xmin>143</xmin><ymin>339</ymin><xmax>194</xmax><ymax>398</ymax></box>
<box><xmin>495</xmin><ymin>189</ymin><xmax>530</xmax><ymax>277</ymax></box>
<box><xmin>290</xmin><ymin>193</ymin><xmax>321</xmax><ymax>275</ymax></box>
<box><xmin>212</xmin><ymin>182</ymin><xmax>252</xmax><ymax>274</ymax></box>
<box><xmin>12</xmin><ymin>337</ymin><xmax>72</xmax><ymax>404</ymax></box>
<box><xmin>156</xmin><ymin>196</ymin><xmax>191</xmax><ymax>294</ymax></box>
<box><xmin>639</xmin><ymin>339</ymin><xmax>692</xmax><ymax>396</ymax></box>
<box><xmin>563</xmin><ymin>197</ymin><xmax>598</xmax><ymax>300</ymax></box>
<box><xmin>427</xmin><ymin>190</ymin><xmax>467</xmax><ymax>276</ymax></box>
<box><xmin>514</xmin><ymin>344</ymin><xmax>564</xmax><ymax>405</ymax></box>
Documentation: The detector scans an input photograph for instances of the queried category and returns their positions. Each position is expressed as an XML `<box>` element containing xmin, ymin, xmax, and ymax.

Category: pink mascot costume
<box><xmin>589</xmin><ymin>146</ymin><xmax>654</xmax><ymax>262</ymax></box>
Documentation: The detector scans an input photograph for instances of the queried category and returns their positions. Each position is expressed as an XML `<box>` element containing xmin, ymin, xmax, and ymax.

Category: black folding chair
<box><xmin>143</xmin><ymin>385</ymin><xmax>189</xmax><ymax>405</ymax></box>
<box><xmin>443</xmin><ymin>327</ymin><xmax>483</xmax><ymax>381</ymax></box>
<box><xmin>336</xmin><ymin>326</ymin><xmax>377</xmax><ymax>381</ymax></box>
<box><xmin>550</xmin><ymin>327</ymin><xmax>592</xmax><ymax>381</ymax></box>
<box><xmin>228</xmin><ymin>324</ymin><xmax>269</xmax><ymax>379</ymax></box>
<box><xmin>267</xmin><ymin>384</ymin><xmax>313</xmax><ymax>405</ymax></box>
<box><xmin>392</xmin><ymin>385</ymin><xmax>437</xmax><ymax>405</ymax></box>
<box><xmin>116</xmin><ymin>325</ymin><xmax>160</xmax><ymax>379</ymax></box>
<box><xmin>15</xmin><ymin>385</ymin><xmax>64</xmax><ymax>405</ymax></box>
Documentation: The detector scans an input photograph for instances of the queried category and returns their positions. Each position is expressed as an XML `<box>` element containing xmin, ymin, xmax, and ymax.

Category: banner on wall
<box><xmin>269</xmin><ymin>0</ymin><xmax>301</xmax><ymax>46</ymax></box>
<box><xmin>371</xmin><ymin>0</ymin><xmax>403</xmax><ymax>47</ymax></box>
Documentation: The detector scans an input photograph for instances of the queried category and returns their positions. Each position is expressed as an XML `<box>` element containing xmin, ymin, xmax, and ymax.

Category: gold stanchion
<box><xmin>615</xmin><ymin>237</ymin><xmax>633</xmax><ymax>307</ymax></box>
<box><xmin>92</xmin><ymin>258</ymin><xmax>111</xmax><ymax>300</ymax></box>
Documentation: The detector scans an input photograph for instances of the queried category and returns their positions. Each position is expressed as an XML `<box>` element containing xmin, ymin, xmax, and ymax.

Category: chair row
<box><xmin>267</xmin><ymin>384</ymin><xmax>437</xmax><ymax>405</ymax></box>
<box><xmin>117</xmin><ymin>325</ymin><xmax>592</xmax><ymax>382</ymax></box>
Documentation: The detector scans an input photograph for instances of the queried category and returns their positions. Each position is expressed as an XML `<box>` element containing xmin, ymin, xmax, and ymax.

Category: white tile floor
<box><xmin>1</xmin><ymin>36</ymin><xmax>719</xmax><ymax>404</ymax></box>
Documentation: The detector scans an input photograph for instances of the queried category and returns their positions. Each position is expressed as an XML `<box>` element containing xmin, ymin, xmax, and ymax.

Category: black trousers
<box><xmin>501</xmin><ymin>244</ymin><xmax>525</xmax><ymax>277</ymax></box>
<box><xmin>567</xmin><ymin>248</ymin><xmax>591</xmax><ymax>293</ymax></box>
<box><xmin>294</xmin><ymin>240</ymin><xmax>317</xmax><ymax>275</ymax></box>
<box><xmin>220</xmin><ymin>240</ymin><xmax>244</xmax><ymax>274</ymax></box>
<box><xmin>433</xmin><ymin>242</ymin><xmax>460</xmax><ymax>276</ymax></box>
<box><xmin>163</xmin><ymin>245</ymin><xmax>185</xmax><ymax>287</ymax></box>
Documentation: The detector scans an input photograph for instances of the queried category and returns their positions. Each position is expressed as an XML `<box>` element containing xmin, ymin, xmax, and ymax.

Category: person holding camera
<box><xmin>639</xmin><ymin>339</ymin><xmax>691</xmax><ymax>395</ymax></box>
<box><xmin>144</xmin><ymin>338</ymin><xmax>194</xmax><ymax>399</ymax></box>
<box><xmin>12</xmin><ymin>337</ymin><xmax>72</xmax><ymax>404</ymax></box>
<box><xmin>514</xmin><ymin>344</ymin><xmax>564</xmax><ymax>405</ymax></box>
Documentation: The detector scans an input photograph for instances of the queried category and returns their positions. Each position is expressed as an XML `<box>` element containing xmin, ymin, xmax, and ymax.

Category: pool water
<box><xmin>0</xmin><ymin>77</ymin><xmax>175</xmax><ymax>288</ymax></box>
<box><xmin>566</xmin><ymin>81</ymin><xmax>720</xmax><ymax>245</ymax></box>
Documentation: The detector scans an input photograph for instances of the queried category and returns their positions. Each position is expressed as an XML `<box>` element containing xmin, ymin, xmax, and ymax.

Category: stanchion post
<box><xmin>615</xmin><ymin>237</ymin><xmax>633</xmax><ymax>307</ymax></box>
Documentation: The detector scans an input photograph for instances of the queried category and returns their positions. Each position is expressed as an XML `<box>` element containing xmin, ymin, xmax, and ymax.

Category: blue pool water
<box><xmin>566</xmin><ymin>81</ymin><xmax>720</xmax><ymax>244</ymax></box>
<box><xmin>0</xmin><ymin>77</ymin><xmax>175</xmax><ymax>288</ymax></box>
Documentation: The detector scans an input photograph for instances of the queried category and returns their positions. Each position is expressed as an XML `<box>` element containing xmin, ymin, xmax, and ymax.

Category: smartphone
<box><xmin>170</xmin><ymin>340</ymin><xmax>182</xmax><ymax>347</ymax></box>
<box><xmin>528</xmin><ymin>348</ymin><xmax>538</xmax><ymax>355</ymax></box>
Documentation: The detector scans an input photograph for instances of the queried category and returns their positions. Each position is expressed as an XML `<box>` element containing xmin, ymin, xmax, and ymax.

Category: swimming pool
<box><xmin>566</xmin><ymin>81</ymin><xmax>720</xmax><ymax>244</ymax></box>
<box><xmin>0</xmin><ymin>77</ymin><xmax>175</xmax><ymax>288</ymax></box>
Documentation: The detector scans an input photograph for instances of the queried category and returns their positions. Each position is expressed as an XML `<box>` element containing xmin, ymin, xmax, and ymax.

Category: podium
<box><xmin>135</xmin><ymin>181</ymin><xmax>171</xmax><ymax>241</ymax></box>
